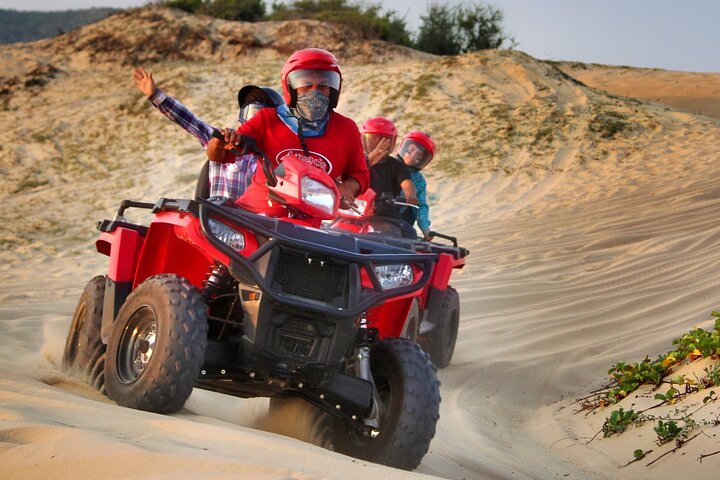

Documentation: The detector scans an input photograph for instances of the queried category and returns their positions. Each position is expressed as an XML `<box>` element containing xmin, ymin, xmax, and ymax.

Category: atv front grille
<box><xmin>274</xmin><ymin>249</ymin><xmax>348</xmax><ymax>303</ymax></box>
<box><xmin>278</xmin><ymin>317</ymin><xmax>319</xmax><ymax>357</ymax></box>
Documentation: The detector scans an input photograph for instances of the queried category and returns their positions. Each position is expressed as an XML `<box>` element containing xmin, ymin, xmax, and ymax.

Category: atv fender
<box><xmin>96</xmin><ymin>228</ymin><xmax>145</xmax><ymax>343</ymax></box>
<box><xmin>132</xmin><ymin>211</ymin><xmax>230</xmax><ymax>290</ymax></box>
<box><xmin>428</xmin><ymin>252</ymin><xmax>455</xmax><ymax>294</ymax></box>
<box><xmin>366</xmin><ymin>295</ymin><xmax>416</xmax><ymax>339</ymax></box>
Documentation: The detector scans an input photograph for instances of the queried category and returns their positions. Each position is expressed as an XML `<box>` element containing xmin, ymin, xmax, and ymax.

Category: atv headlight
<box><xmin>301</xmin><ymin>176</ymin><xmax>336</xmax><ymax>216</ymax></box>
<box><xmin>209</xmin><ymin>219</ymin><xmax>245</xmax><ymax>252</ymax></box>
<box><xmin>373</xmin><ymin>264</ymin><xmax>413</xmax><ymax>289</ymax></box>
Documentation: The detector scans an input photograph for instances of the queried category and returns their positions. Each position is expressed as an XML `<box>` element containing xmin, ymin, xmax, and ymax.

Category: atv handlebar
<box><xmin>427</xmin><ymin>230</ymin><xmax>457</xmax><ymax>246</ymax></box>
<box><xmin>113</xmin><ymin>200</ymin><xmax>155</xmax><ymax>221</ymax></box>
<box><xmin>377</xmin><ymin>192</ymin><xmax>418</xmax><ymax>210</ymax></box>
<box><xmin>211</xmin><ymin>129</ymin><xmax>277</xmax><ymax>187</ymax></box>
<box><xmin>426</xmin><ymin>230</ymin><xmax>470</xmax><ymax>258</ymax></box>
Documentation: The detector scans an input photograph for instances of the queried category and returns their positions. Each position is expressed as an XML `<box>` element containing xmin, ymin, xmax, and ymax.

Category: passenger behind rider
<box><xmin>360</xmin><ymin>117</ymin><xmax>418</xmax><ymax>238</ymax></box>
<box><xmin>396</xmin><ymin>131</ymin><xmax>436</xmax><ymax>241</ymax></box>
<box><xmin>206</xmin><ymin>48</ymin><xmax>369</xmax><ymax>217</ymax></box>
<box><xmin>132</xmin><ymin>67</ymin><xmax>284</xmax><ymax>201</ymax></box>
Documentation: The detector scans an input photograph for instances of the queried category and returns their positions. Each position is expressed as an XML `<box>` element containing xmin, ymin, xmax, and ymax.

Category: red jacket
<box><xmin>226</xmin><ymin>108</ymin><xmax>369</xmax><ymax>215</ymax></box>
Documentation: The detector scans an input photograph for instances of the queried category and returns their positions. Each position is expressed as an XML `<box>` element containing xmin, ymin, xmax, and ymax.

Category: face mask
<box><xmin>296</xmin><ymin>90</ymin><xmax>330</xmax><ymax>122</ymax></box>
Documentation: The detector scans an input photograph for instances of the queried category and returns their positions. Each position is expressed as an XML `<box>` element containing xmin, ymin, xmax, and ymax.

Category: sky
<box><xmin>1</xmin><ymin>0</ymin><xmax>718</xmax><ymax>73</ymax></box>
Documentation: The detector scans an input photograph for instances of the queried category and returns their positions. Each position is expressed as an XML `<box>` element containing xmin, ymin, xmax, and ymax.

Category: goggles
<box><xmin>238</xmin><ymin>102</ymin><xmax>266</xmax><ymax>123</ymax></box>
<box><xmin>287</xmin><ymin>69</ymin><xmax>341</xmax><ymax>90</ymax></box>
<box><xmin>398</xmin><ymin>139</ymin><xmax>433</xmax><ymax>170</ymax></box>
<box><xmin>361</xmin><ymin>133</ymin><xmax>396</xmax><ymax>157</ymax></box>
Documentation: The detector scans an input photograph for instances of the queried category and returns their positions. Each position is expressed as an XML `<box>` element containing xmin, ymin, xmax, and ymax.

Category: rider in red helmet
<box><xmin>360</xmin><ymin>117</ymin><xmax>417</xmax><ymax>233</ymax></box>
<box><xmin>396</xmin><ymin>131</ymin><xmax>436</xmax><ymax>240</ymax></box>
<box><xmin>207</xmin><ymin>48</ymin><xmax>369</xmax><ymax>216</ymax></box>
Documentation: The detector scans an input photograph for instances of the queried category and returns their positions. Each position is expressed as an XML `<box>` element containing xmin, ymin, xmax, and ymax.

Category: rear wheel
<box><xmin>63</xmin><ymin>275</ymin><xmax>107</xmax><ymax>392</ymax></box>
<box><xmin>418</xmin><ymin>286</ymin><xmax>460</xmax><ymax>368</ymax></box>
<box><xmin>331</xmin><ymin>338</ymin><xmax>440</xmax><ymax>470</ymax></box>
<box><xmin>104</xmin><ymin>274</ymin><xmax>208</xmax><ymax>413</ymax></box>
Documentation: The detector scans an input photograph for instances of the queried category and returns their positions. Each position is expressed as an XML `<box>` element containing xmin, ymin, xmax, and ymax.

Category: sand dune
<box><xmin>3</xmin><ymin>6</ymin><xmax>720</xmax><ymax>480</ymax></box>
<box><xmin>556</xmin><ymin>61</ymin><xmax>720</xmax><ymax>119</ymax></box>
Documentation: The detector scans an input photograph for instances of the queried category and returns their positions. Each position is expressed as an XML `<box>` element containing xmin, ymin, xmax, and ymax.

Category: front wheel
<box><xmin>62</xmin><ymin>275</ymin><xmax>107</xmax><ymax>392</ymax></box>
<box><xmin>332</xmin><ymin>338</ymin><xmax>441</xmax><ymax>470</ymax></box>
<box><xmin>104</xmin><ymin>274</ymin><xmax>208</xmax><ymax>413</ymax></box>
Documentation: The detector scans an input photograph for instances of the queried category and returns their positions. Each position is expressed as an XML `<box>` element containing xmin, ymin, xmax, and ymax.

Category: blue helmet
<box><xmin>237</xmin><ymin>85</ymin><xmax>285</xmax><ymax>123</ymax></box>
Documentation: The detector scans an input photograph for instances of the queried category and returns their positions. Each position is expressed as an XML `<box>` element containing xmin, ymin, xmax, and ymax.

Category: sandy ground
<box><xmin>3</xmin><ymin>7</ymin><xmax>720</xmax><ymax>480</ymax></box>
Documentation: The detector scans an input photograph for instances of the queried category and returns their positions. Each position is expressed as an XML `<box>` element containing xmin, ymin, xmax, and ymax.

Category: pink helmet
<box><xmin>360</xmin><ymin>117</ymin><xmax>398</xmax><ymax>155</ymax></box>
<box><xmin>280</xmin><ymin>48</ymin><xmax>342</xmax><ymax>109</ymax></box>
<box><xmin>398</xmin><ymin>131</ymin><xmax>436</xmax><ymax>170</ymax></box>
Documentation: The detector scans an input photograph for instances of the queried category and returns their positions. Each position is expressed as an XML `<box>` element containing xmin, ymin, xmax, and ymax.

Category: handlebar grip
<box><xmin>428</xmin><ymin>231</ymin><xmax>458</xmax><ymax>247</ymax></box>
<box><xmin>209</xmin><ymin>130</ymin><xmax>276</xmax><ymax>188</ymax></box>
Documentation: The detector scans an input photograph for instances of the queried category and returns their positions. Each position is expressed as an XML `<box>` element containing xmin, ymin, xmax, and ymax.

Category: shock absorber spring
<box><xmin>202</xmin><ymin>263</ymin><xmax>229</xmax><ymax>301</ymax></box>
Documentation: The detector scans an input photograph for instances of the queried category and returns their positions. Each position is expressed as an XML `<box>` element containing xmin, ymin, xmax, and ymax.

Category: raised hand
<box><xmin>133</xmin><ymin>66</ymin><xmax>156</xmax><ymax>97</ymax></box>
<box><xmin>367</xmin><ymin>137</ymin><xmax>391</xmax><ymax>165</ymax></box>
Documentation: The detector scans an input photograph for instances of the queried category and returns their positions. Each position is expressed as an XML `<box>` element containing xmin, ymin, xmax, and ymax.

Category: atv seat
<box><xmin>195</xmin><ymin>160</ymin><xmax>210</xmax><ymax>200</ymax></box>
<box><xmin>358</xmin><ymin>215</ymin><xmax>416</xmax><ymax>239</ymax></box>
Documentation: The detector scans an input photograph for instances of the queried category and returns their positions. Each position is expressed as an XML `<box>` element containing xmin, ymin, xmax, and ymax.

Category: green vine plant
<box><xmin>654</xmin><ymin>419</ymin><xmax>686</xmax><ymax>444</ymax></box>
<box><xmin>578</xmin><ymin>312</ymin><xmax>720</xmax><ymax>412</ymax></box>
<box><xmin>633</xmin><ymin>449</ymin><xmax>650</xmax><ymax>460</ymax></box>
<box><xmin>654</xmin><ymin>387</ymin><xmax>679</xmax><ymax>405</ymax></box>
<box><xmin>602</xmin><ymin>408</ymin><xmax>641</xmax><ymax>438</ymax></box>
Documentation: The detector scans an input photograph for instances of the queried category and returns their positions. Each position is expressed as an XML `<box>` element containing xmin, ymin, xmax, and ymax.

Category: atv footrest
<box><xmin>315</xmin><ymin>372</ymin><xmax>373</xmax><ymax>417</ymax></box>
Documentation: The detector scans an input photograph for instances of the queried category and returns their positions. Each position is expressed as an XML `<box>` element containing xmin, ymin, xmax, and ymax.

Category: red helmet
<box><xmin>360</xmin><ymin>117</ymin><xmax>398</xmax><ymax>156</ymax></box>
<box><xmin>398</xmin><ymin>131</ymin><xmax>436</xmax><ymax>170</ymax></box>
<box><xmin>280</xmin><ymin>48</ymin><xmax>342</xmax><ymax>109</ymax></box>
<box><xmin>361</xmin><ymin>117</ymin><xmax>398</xmax><ymax>137</ymax></box>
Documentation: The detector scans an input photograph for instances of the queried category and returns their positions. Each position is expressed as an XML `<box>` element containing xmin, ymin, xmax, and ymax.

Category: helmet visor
<box><xmin>287</xmin><ymin>69</ymin><xmax>341</xmax><ymax>90</ymax></box>
<box><xmin>361</xmin><ymin>133</ymin><xmax>396</xmax><ymax>157</ymax></box>
<box><xmin>238</xmin><ymin>102</ymin><xmax>266</xmax><ymax>123</ymax></box>
<box><xmin>398</xmin><ymin>139</ymin><xmax>433</xmax><ymax>169</ymax></box>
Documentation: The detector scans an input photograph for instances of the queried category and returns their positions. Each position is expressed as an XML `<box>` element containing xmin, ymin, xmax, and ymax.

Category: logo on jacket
<box><xmin>276</xmin><ymin>149</ymin><xmax>332</xmax><ymax>175</ymax></box>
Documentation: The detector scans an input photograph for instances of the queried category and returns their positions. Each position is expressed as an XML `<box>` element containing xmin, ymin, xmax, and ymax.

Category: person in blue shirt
<box><xmin>396</xmin><ymin>131</ymin><xmax>436</xmax><ymax>241</ymax></box>
<box><xmin>360</xmin><ymin>117</ymin><xmax>418</xmax><ymax>238</ymax></box>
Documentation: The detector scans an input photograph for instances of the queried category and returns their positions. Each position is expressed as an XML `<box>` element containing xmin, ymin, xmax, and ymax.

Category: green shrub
<box><xmin>415</xmin><ymin>2</ymin><xmax>514</xmax><ymax>55</ymax></box>
<box><xmin>164</xmin><ymin>0</ymin><xmax>265</xmax><ymax>21</ymax></box>
<box><xmin>200</xmin><ymin>0</ymin><xmax>265</xmax><ymax>21</ymax></box>
<box><xmin>267</xmin><ymin>0</ymin><xmax>411</xmax><ymax>46</ymax></box>
<box><xmin>164</xmin><ymin>0</ymin><xmax>203</xmax><ymax>13</ymax></box>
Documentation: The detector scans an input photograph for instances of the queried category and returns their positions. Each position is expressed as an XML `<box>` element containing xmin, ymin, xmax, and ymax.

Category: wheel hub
<box><xmin>117</xmin><ymin>306</ymin><xmax>158</xmax><ymax>383</ymax></box>
<box><xmin>132</xmin><ymin>327</ymin><xmax>156</xmax><ymax>375</ymax></box>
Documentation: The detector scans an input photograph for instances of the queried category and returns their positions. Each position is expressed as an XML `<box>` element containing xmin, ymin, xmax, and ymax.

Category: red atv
<box><xmin>329</xmin><ymin>190</ymin><xmax>469</xmax><ymax>368</ymax></box>
<box><xmin>62</xmin><ymin>138</ymin><xmax>441</xmax><ymax>470</ymax></box>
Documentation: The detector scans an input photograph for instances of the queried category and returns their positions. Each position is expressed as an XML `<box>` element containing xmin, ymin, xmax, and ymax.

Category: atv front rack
<box><xmin>198</xmin><ymin>199</ymin><xmax>438</xmax><ymax>318</ymax></box>
<box><xmin>97</xmin><ymin>197</ymin><xmax>439</xmax><ymax>318</ymax></box>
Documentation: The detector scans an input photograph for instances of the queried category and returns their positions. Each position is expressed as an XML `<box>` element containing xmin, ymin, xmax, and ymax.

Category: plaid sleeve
<box><xmin>149</xmin><ymin>88</ymin><xmax>214</xmax><ymax>147</ymax></box>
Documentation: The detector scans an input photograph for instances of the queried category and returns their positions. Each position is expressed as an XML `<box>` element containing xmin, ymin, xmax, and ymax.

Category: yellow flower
<box><xmin>688</xmin><ymin>348</ymin><xmax>703</xmax><ymax>360</ymax></box>
<box><xmin>662</xmin><ymin>354</ymin><xmax>677</xmax><ymax>368</ymax></box>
